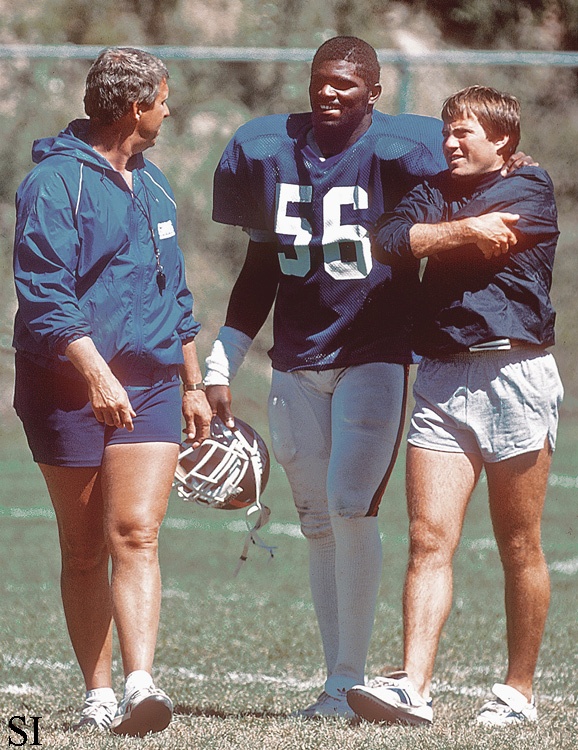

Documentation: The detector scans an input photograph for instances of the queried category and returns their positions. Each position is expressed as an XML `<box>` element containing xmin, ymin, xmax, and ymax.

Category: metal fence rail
<box><xmin>1</xmin><ymin>45</ymin><xmax>577</xmax><ymax>111</ymax></box>
<box><xmin>2</xmin><ymin>45</ymin><xmax>578</xmax><ymax>65</ymax></box>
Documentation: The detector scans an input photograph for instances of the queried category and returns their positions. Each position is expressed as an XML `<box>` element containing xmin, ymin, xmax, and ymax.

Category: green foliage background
<box><xmin>1</xmin><ymin>0</ymin><xmax>577</xmax><ymax>425</ymax></box>
<box><xmin>0</xmin><ymin>5</ymin><xmax>577</xmax><ymax>747</ymax></box>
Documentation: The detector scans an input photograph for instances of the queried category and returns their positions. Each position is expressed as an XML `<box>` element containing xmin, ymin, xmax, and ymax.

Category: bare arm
<box><xmin>206</xmin><ymin>239</ymin><xmax>280</xmax><ymax>427</ymax></box>
<box><xmin>65</xmin><ymin>336</ymin><xmax>136</xmax><ymax>431</ymax></box>
<box><xmin>409</xmin><ymin>212</ymin><xmax>520</xmax><ymax>260</ymax></box>
<box><xmin>180</xmin><ymin>339</ymin><xmax>212</xmax><ymax>447</ymax></box>
<box><xmin>224</xmin><ymin>239</ymin><xmax>280</xmax><ymax>336</ymax></box>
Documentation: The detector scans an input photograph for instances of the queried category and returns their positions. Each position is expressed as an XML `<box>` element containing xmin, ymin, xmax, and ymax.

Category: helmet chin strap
<box><xmin>232</xmin><ymin>427</ymin><xmax>276</xmax><ymax>576</ymax></box>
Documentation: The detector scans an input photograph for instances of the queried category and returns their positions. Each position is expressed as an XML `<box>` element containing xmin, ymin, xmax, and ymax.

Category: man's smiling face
<box><xmin>309</xmin><ymin>59</ymin><xmax>379</xmax><ymax>146</ymax></box>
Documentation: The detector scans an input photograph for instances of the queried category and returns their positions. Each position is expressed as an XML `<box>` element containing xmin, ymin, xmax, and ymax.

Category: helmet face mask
<box><xmin>173</xmin><ymin>416</ymin><xmax>270</xmax><ymax>510</ymax></box>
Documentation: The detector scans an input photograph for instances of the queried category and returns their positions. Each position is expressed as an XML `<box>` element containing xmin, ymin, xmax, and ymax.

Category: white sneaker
<box><xmin>477</xmin><ymin>683</ymin><xmax>537</xmax><ymax>726</ymax></box>
<box><xmin>111</xmin><ymin>685</ymin><xmax>173</xmax><ymax>737</ymax></box>
<box><xmin>295</xmin><ymin>690</ymin><xmax>357</xmax><ymax>720</ymax></box>
<box><xmin>72</xmin><ymin>694</ymin><xmax>117</xmax><ymax>731</ymax></box>
<box><xmin>346</xmin><ymin>671</ymin><xmax>433</xmax><ymax>726</ymax></box>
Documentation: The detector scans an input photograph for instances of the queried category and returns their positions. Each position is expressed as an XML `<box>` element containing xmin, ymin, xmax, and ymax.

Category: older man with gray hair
<box><xmin>13</xmin><ymin>47</ymin><xmax>212</xmax><ymax>736</ymax></box>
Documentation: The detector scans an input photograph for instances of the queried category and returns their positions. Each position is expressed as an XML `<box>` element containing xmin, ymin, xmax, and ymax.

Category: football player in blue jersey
<box><xmin>204</xmin><ymin>35</ymin><xmax>447</xmax><ymax>719</ymax></box>
<box><xmin>205</xmin><ymin>37</ymin><xmax>533</xmax><ymax>719</ymax></box>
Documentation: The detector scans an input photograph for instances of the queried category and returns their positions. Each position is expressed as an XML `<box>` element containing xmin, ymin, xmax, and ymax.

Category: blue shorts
<box><xmin>408</xmin><ymin>349</ymin><xmax>563</xmax><ymax>462</ymax></box>
<box><xmin>14</xmin><ymin>353</ymin><xmax>182</xmax><ymax>467</ymax></box>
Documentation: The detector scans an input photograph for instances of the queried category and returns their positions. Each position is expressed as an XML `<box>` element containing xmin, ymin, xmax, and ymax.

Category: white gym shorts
<box><xmin>408</xmin><ymin>348</ymin><xmax>564</xmax><ymax>462</ymax></box>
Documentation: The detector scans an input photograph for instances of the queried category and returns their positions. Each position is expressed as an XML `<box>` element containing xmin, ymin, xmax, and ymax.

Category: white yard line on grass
<box><xmin>0</xmin><ymin>684</ymin><xmax>42</xmax><ymax>695</ymax></box>
<box><xmin>549</xmin><ymin>557</ymin><xmax>578</xmax><ymax>574</ymax></box>
<box><xmin>1</xmin><ymin>655</ymin><xmax>570</xmax><ymax>704</ymax></box>
<box><xmin>2</xmin><ymin>502</ymin><xmax>577</xmax><ymax>574</ymax></box>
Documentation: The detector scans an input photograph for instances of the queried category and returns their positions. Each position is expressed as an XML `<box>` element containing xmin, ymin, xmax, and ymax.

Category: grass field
<box><xmin>0</xmin><ymin>393</ymin><xmax>577</xmax><ymax>750</ymax></box>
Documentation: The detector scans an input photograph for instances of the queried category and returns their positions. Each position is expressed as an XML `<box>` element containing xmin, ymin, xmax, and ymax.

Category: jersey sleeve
<box><xmin>212</xmin><ymin>127</ymin><xmax>268</xmax><ymax>230</ymax></box>
<box><xmin>213</xmin><ymin>114</ymin><xmax>310</xmax><ymax>233</ymax></box>
<box><xmin>246</xmin><ymin>227</ymin><xmax>277</xmax><ymax>242</ymax></box>
<box><xmin>213</xmin><ymin>115</ymin><xmax>292</xmax><ymax>231</ymax></box>
<box><xmin>372</xmin><ymin>112</ymin><xmax>446</xmax><ymax>211</ymax></box>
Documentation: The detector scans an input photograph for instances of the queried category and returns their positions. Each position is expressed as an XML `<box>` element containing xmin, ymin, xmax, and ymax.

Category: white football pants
<box><xmin>268</xmin><ymin>362</ymin><xmax>407</xmax><ymax>695</ymax></box>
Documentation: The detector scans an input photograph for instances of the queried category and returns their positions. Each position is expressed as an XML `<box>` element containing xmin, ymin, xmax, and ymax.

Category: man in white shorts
<box><xmin>347</xmin><ymin>86</ymin><xmax>563</xmax><ymax>727</ymax></box>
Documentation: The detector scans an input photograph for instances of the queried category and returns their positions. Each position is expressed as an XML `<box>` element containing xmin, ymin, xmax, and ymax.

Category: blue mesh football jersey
<box><xmin>213</xmin><ymin>110</ymin><xmax>445</xmax><ymax>371</ymax></box>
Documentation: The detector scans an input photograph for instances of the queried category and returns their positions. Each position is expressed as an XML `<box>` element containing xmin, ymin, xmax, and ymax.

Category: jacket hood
<box><xmin>31</xmin><ymin>119</ymin><xmax>145</xmax><ymax>171</ymax></box>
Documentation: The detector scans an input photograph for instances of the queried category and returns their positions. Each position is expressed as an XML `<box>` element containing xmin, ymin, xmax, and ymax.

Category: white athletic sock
<box><xmin>123</xmin><ymin>670</ymin><xmax>153</xmax><ymax>698</ymax></box>
<box><xmin>85</xmin><ymin>687</ymin><xmax>116</xmax><ymax>704</ymax></box>
<box><xmin>325</xmin><ymin>515</ymin><xmax>382</xmax><ymax>697</ymax></box>
<box><xmin>308</xmin><ymin>533</ymin><xmax>339</xmax><ymax>679</ymax></box>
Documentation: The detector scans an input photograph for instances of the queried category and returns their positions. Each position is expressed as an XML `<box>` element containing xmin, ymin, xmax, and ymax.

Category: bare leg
<box><xmin>101</xmin><ymin>442</ymin><xmax>178</xmax><ymax>676</ymax></box>
<box><xmin>486</xmin><ymin>442</ymin><xmax>552</xmax><ymax>702</ymax></box>
<box><xmin>403</xmin><ymin>446</ymin><xmax>482</xmax><ymax>698</ymax></box>
<box><xmin>39</xmin><ymin>464</ymin><xmax>113</xmax><ymax>690</ymax></box>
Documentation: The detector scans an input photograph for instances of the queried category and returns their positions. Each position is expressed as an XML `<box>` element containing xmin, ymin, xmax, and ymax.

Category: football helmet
<box><xmin>173</xmin><ymin>416</ymin><xmax>274</xmax><ymax>574</ymax></box>
<box><xmin>173</xmin><ymin>416</ymin><xmax>270</xmax><ymax>509</ymax></box>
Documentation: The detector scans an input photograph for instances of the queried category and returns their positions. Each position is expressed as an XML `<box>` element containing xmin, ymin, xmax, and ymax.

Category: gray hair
<box><xmin>84</xmin><ymin>47</ymin><xmax>169</xmax><ymax>125</ymax></box>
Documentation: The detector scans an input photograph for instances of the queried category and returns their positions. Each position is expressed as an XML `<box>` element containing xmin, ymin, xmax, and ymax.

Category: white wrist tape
<box><xmin>204</xmin><ymin>326</ymin><xmax>253</xmax><ymax>386</ymax></box>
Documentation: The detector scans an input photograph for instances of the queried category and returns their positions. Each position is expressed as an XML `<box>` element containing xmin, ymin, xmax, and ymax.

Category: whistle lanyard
<box><xmin>131</xmin><ymin>180</ymin><xmax>167</xmax><ymax>294</ymax></box>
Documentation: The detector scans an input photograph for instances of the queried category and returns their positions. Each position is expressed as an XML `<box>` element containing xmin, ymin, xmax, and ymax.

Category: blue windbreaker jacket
<box><xmin>374</xmin><ymin>167</ymin><xmax>559</xmax><ymax>356</ymax></box>
<box><xmin>13</xmin><ymin>119</ymin><xmax>199</xmax><ymax>383</ymax></box>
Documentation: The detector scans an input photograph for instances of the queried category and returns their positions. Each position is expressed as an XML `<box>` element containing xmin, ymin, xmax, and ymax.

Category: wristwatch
<box><xmin>182</xmin><ymin>382</ymin><xmax>205</xmax><ymax>391</ymax></box>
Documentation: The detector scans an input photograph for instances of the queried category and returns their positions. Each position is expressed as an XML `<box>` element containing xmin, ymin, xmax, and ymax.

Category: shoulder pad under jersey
<box><xmin>370</xmin><ymin>111</ymin><xmax>444</xmax><ymax>161</ymax></box>
<box><xmin>227</xmin><ymin>112</ymin><xmax>311</xmax><ymax>160</ymax></box>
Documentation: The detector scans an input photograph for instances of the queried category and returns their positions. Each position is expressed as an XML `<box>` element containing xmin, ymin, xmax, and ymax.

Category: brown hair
<box><xmin>442</xmin><ymin>85</ymin><xmax>520</xmax><ymax>158</ymax></box>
